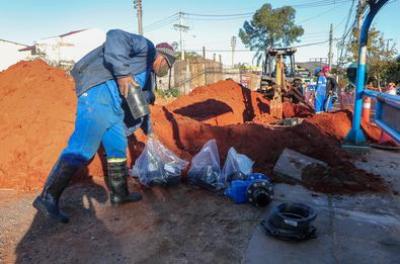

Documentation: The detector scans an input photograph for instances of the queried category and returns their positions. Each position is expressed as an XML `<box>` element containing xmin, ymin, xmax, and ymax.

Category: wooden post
<box><xmin>184</xmin><ymin>61</ymin><xmax>191</xmax><ymax>94</ymax></box>
<box><xmin>202</xmin><ymin>63</ymin><xmax>207</xmax><ymax>86</ymax></box>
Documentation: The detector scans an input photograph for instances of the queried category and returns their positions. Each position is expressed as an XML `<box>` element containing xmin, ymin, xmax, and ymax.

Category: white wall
<box><xmin>0</xmin><ymin>40</ymin><xmax>30</xmax><ymax>71</ymax></box>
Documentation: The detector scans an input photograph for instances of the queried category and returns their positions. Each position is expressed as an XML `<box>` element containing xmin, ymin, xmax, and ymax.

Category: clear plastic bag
<box><xmin>221</xmin><ymin>147</ymin><xmax>254</xmax><ymax>186</ymax></box>
<box><xmin>188</xmin><ymin>139</ymin><xmax>223</xmax><ymax>190</ymax></box>
<box><xmin>131</xmin><ymin>137</ymin><xmax>188</xmax><ymax>186</ymax></box>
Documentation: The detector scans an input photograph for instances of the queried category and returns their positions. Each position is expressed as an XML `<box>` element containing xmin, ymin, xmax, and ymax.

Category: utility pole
<box><xmin>174</xmin><ymin>12</ymin><xmax>189</xmax><ymax>60</ymax></box>
<box><xmin>133</xmin><ymin>0</ymin><xmax>143</xmax><ymax>35</ymax></box>
<box><xmin>230</xmin><ymin>36</ymin><xmax>236</xmax><ymax>68</ymax></box>
<box><xmin>328</xmin><ymin>24</ymin><xmax>333</xmax><ymax>69</ymax></box>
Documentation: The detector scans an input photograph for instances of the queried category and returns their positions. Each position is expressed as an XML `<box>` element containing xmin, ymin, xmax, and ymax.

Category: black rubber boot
<box><xmin>33</xmin><ymin>158</ymin><xmax>80</xmax><ymax>223</ymax></box>
<box><xmin>105</xmin><ymin>160</ymin><xmax>142</xmax><ymax>205</ymax></box>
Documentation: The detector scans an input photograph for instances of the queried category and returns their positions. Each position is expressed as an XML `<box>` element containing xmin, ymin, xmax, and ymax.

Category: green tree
<box><xmin>239</xmin><ymin>3</ymin><xmax>304</xmax><ymax>65</ymax></box>
<box><xmin>348</xmin><ymin>27</ymin><xmax>397</xmax><ymax>87</ymax></box>
<box><xmin>383</xmin><ymin>57</ymin><xmax>400</xmax><ymax>83</ymax></box>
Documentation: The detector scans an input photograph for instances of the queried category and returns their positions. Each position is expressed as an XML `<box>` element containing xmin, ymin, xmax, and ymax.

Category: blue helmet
<box><xmin>314</xmin><ymin>67</ymin><xmax>321</xmax><ymax>76</ymax></box>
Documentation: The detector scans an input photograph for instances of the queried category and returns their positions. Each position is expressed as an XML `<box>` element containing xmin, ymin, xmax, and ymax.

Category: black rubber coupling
<box><xmin>261</xmin><ymin>202</ymin><xmax>317</xmax><ymax>241</ymax></box>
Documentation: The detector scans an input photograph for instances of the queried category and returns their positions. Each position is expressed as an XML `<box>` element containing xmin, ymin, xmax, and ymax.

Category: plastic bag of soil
<box><xmin>188</xmin><ymin>139</ymin><xmax>223</xmax><ymax>191</ymax></box>
<box><xmin>131</xmin><ymin>137</ymin><xmax>188</xmax><ymax>186</ymax></box>
<box><xmin>221</xmin><ymin>147</ymin><xmax>254</xmax><ymax>186</ymax></box>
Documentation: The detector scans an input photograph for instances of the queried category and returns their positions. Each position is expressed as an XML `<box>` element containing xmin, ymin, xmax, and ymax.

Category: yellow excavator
<box><xmin>258</xmin><ymin>47</ymin><xmax>312</xmax><ymax>118</ymax></box>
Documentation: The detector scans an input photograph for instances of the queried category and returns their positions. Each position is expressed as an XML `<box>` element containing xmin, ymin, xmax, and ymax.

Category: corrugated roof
<box><xmin>0</xmin><ymin>38</ymin><xmax>29</xmax><ymax>47</ymax></box>
<box><xmin>18</xmin><ymin>45</ymin><xmax>35</xmax><ymax>52</ymax></box>
<box><xmin>39</xmin><ymin>28</ymin><xmax>90</xmax><ymax>40</ymax></box>
<box><xmin>59</xmin><ymin>29</ymin><xmax>88</xmax><ymax>38</ymax></box>
<box><xmin>18</xmin><ymin>29</ymin><xmax>90</xmax><ymax>51</ymax></box>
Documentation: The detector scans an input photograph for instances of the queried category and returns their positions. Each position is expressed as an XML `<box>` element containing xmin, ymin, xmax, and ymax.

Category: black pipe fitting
<box><xmin>261</xmin><ymin>202</ymin><xmax>317</xmax><ymax>241</ymax></box>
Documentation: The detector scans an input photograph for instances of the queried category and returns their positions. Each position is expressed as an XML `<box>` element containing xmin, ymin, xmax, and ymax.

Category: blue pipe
<box><xmin>363</xmin><ymin>89</ymin><xmax>400</xmax><ymax>101</ymax></box>
<box><xmin>345</xmin><ymin>0</ymin><xmax>390</xmax><ymax>145</ymax></box>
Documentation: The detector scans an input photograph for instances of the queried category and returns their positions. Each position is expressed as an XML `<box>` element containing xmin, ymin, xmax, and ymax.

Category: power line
<box><xmin>143</xmin><ymin>13</ymin><xmax>179</xmax><ymax>31</ymax></box>
<box><xmin>291</xmin><ymin>0</ymin><xmax>350</xmax><ymax>8</ymax></box>
<box><xmin>142</xmin><ymin>1</ymin><xmax>356</xmax><ymax>49</ymax></box>
<box><xmin>184</xmin><ymin>15</ymin><xmax>252</xmax><ymax>21</ymax></box>
<box><xmin>304</xmin><ymin>30</ymin><xmax>331</xmax><ymax>35</ymax></box>
<box><xmin>297</xmin><ymin>0</ymin><xmax>352</xmax><ymax>24</ymax></box>
<box><xmin>337</xmin><ymin>0</ymin><xmax>398</xmax><ymax>65</ymax></box>
<box><xmin>186</xmin><ymin>38</ymin><xmax>344</xmax><ymax>53</ymax></box>
<box><xmin>333</xmin><ymin>11</ymin><xmax>350</xmax><ymax>31</ymax></box>
<box><xmin>183</xmin><ymin>11</ymin><xmax>253</xmax><ymax>17</ymax></box>
<box><xmin>142</xmin><ymin>0</ymin><xmax>354</xmax><ymax>31</ymax></box>
<box><xmin>174</xmin><ymin>12</ymin><xmax>190</xmax><ymax>60</ymax></box>
<box><xmin>297</xmin><ymin>6</ymin><xmax>339</xmax><ymax>24</ymax></box>
<box><xmin>181</xmin><ymin>0</ymin><xmax>351</xmax><ymax>20</ymax></box>
<box><xmin>337</xmin><ymin>0</ymin><xmax>357</xmax><ymax>67</ymax></box>
<box><xmin>294</xmin><ymin>38</ymin><xmax>343</xmax><ymax>48</ymax></box>
<box><xmin>183</xmin><ymin>11</ymin><xmax>252</xmax><ymax>22</ymax></box>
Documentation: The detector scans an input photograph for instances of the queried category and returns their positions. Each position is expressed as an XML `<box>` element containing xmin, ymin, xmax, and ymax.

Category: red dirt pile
<box><xmin>302</xmin><ymin>163</ymin><xmax>385</xmax><ymax>194</ymax></box>
<box><xmin>0</xmin><ymin>60</ymin><xmax>388</xmax><ymax>194</ymax></box>
<box><xmin>147</xmin><ymin>108</ymin><xmax>387</xmax><ymax>194</ymax></box>
<box><xmin>0</xmin><ymin>60</ymin><xmax>103</xmax><ymax>190</ymax></box>
<box><xmin>282</xmin><ymin>101</ymin><xmax>314</xmax><ymax>119</ymax></box>
<box><xmin>165</xmin><ymin>80</ymin><xmax>277</xmax><ymax>125</ymax></box>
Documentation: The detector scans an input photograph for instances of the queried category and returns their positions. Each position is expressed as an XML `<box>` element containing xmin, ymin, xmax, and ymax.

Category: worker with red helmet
<box><xmin>314</xmin><ymin>66</ymin><xmax>337</xmax><ymax>113</ymax></box>
<box><xmin>33</xmin><ymin>29</ymin><xmax>176</xmax><ymax>223</ymax></box>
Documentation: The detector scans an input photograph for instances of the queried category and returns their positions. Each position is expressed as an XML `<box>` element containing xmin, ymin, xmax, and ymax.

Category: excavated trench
<box><xmin>0</xmin><ymin>60</ymin><xmax>388</xmax><ymax>193</ymax></box>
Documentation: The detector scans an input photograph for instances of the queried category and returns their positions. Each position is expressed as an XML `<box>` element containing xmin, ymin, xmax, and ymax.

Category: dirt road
<box><xmin>0</xmin><ymin>181</ymin><xmax>262</xmax><ymax>263</ymax></box>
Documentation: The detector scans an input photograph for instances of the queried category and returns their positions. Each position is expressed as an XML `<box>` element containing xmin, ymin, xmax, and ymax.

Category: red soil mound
<box><xmin>165</xmin><ymin>80</ymin><xmax>277</xmax><ymax>125</ymax></box>
<box><xmin>0</xmin><ymin>60</ymin><xmax>388</xmax><ymax>194</ymax></box>
<box><xmin>0</xmin><ymin>60</ymin><xmax>103</xmax><ymax>190</ymax></box>
<box><xmin>282</xmin><ymin>101</ymin><xmax>313</xmax><ymax>119</ymax></box>
<box><xmin>147</xmin><ymin>109</ymin><xmax>387</xmax><ymax>193</ymax></box>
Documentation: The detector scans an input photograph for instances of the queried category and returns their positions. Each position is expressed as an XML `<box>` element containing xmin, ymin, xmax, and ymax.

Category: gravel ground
<box><xmin>0</xmin><ymin>180</ymin><xmax>263</xmax><ymax>264</ymax></box>
<box><xmin>1</xmin><ymin>148</ymin><xmax>399</xmax><ymax>264</ymax></box>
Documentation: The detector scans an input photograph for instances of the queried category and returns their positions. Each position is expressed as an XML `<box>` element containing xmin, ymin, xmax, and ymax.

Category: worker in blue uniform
<box><xmin>314</xmin><ymin>66</ymin><xmax>337</xmax><ymax>113</ymax></box>
<box><xmin>33</xmin><ymin>29</ymin><xmax>176</xmax><ymax>223</ymax></box>
<box><xmin>314</xmin><ymin>67</ymin><xmax>326</xmax><ymax>113</ymax></box>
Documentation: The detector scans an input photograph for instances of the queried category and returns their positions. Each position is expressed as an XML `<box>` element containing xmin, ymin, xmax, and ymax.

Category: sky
<box><xmin>0</xmin><ymin>0</ymin><xmax>399</xmax><ymax>66</ymax></box>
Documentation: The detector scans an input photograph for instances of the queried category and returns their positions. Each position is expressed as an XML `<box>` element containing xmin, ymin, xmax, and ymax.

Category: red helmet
<box><xmin>322</xmin><ymin>66</ymin><xmax>331</xmax><ymax>73</ymax></box>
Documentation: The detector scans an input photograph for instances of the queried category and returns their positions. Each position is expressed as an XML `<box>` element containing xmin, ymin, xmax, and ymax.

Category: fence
<box><xmin>160</xmin><ymin>58</ymin><xmax>263</xmax><ymax>94</ymax></box>
<box><xmin>340</xmin><ymin>92</ymin><xmax>354</xmax><ymax>110</ymax></box>
<box><xmin>173</xmin><ymin>58</ymin><xmax>223</xmax><ymax>94</ymax></box>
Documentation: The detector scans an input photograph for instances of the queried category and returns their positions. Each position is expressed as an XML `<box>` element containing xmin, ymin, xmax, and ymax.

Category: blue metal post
<box><xmin>345</xmin><ymin>0</ymin><xmax>389</xmax><ymax>145</ymax></box>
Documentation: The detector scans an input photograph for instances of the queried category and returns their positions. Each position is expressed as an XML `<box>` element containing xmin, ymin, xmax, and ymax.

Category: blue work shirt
<box><xmin>71</xmin><ymin>29</ymin><xmax>156</xmax><ymax>96</ymax></box>
<box><xmin>315</xmin><ymin>76</ymin><xmax>327</xmax><ymax>98</ymax></box>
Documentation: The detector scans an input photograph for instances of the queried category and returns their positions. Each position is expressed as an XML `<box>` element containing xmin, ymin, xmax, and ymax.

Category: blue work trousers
<box><xmin>315</xmin><ymin>93</ymin><xmax>333</xmax><ymax>113</ymax></box>
<box><xmin>60</xmin><ymin>80</ymin><xmax>128</xmax><ymax>165</ymax></box>
<box><xmin>314</xmin><ymin>76</ymin><xmax>333</xmax><ymax>113</ymax></box>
